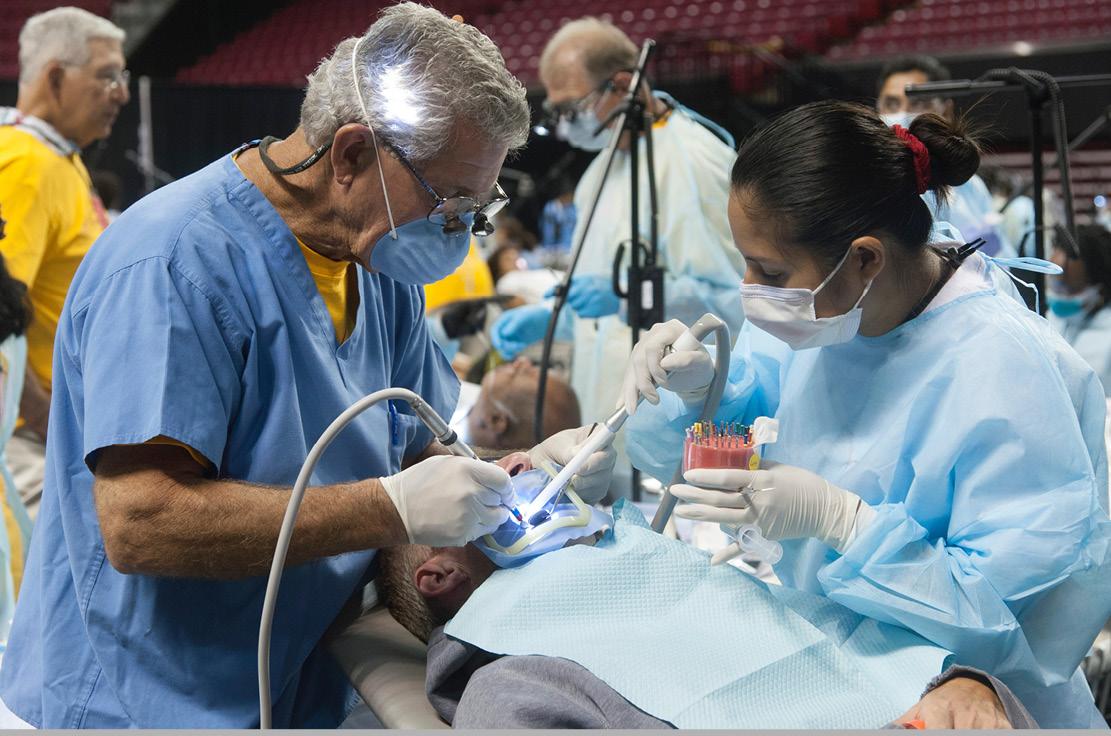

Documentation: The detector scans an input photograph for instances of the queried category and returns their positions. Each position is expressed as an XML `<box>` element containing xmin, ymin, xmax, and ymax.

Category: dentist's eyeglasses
<box><xmin>384</xmin><ymin>141</ymin><xmax>509</xmax><ymax>237</ymax></box>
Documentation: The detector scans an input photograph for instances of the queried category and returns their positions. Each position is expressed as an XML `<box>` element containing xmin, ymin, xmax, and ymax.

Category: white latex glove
<box><xmin>671</xmin><ymin>463</ymin><xmax>876</xmax><ymax>560</ymax></box>
<box><xmin>380</xmin><ymin>456</ymin><xmax>512</xmax><ymax>546</ymax></box>
<box><xmin>528</xmin><ymin>425</ymin><xmax>617</xmax><ymax>504</ymax></box>
<box><xmin>619</xmin><ymin>319</ymin><xmax>714</xmax><ymax>416</ymax></box>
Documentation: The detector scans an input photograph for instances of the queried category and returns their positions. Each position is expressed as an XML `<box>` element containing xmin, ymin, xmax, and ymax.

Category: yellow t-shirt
<box><xmin>0</xmin><ymin>126</ymin><xmax>106</xmax><ymax>391</ymax></box>
<box><xmin>297</xmin><ymin>238</ymin><xmax>356</xmax><ymax>344</ymax></box>
<box><xmin>424</xmin><ymin>240</ymin><xmax>495</xmax><ymax>312</ymax></box>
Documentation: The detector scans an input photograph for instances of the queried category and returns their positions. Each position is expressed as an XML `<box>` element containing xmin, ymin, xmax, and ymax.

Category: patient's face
<box><xmin>467</xmin><ymin>359</ymin><xmax>581</xmax><ymax>450</ymax></box>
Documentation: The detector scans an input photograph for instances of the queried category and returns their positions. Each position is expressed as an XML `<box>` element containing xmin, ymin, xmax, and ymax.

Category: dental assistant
<box><xmin>0</xmin><ymin>5</ymin><xmax>614</xmax><ymax>729</ymax></box>
<box><xmin>623</xmin><ymin>101</ymin><xmax>1111</xmax><ymax>727</ymax></box>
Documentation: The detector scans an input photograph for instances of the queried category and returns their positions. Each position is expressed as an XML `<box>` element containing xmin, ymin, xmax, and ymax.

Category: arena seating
<box><xmin>176</xmin><ymin>0</ymin><xmax>500</xmax><ymax>86</ymax></box>
<box><xmin>984</xmin><ymin>149</ymin><xmax>1111</xmax><ymax>227</ymax></box>
<box><xmin>174</xmin><ymin>0</ymin><xmax>900</xmax><ymax>89</ymax></box>
<box><xmin>828</xmin><ymin>0</ymin><xmax>1111</xmax><ymax>60</ymax></box>
<box><xmin>5</xmin><ymin>0</ymin><xmax>1110</xmax><ymax>90</ymax></box>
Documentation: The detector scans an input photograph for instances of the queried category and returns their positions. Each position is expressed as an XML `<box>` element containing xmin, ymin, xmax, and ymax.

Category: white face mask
<box><xmin>557</xmin><ymin>108</ymin><xmax>609</xmax><ymax>152</ymax></box>
<box><xmin>879</xmin><ymin>111</ymin><xmax>919</xmax><ymax>129</ymax></box>
<box><xmin>740</xmin><ymin>247</ymin><xmax>874</xmax><ymax>350</ymax></box>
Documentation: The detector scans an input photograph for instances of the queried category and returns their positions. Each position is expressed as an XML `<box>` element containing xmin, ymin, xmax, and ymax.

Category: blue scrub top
<box><xmin>0</xmin><ymin>151</ymin><xmax>459</xmax><ymax>728</ymax></box>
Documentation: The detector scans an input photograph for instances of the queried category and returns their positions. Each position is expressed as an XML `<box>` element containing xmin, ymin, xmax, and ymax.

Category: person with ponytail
<box><xmin>622</xmin><ymin>101</ymin><xmax>1110</xmax><ymax>727</ymax></box>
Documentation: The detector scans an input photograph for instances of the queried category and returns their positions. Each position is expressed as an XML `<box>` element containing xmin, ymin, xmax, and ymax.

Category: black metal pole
<box><xmin>1029</xmin><ymin>98</ymin><xmax>1046</xmax><ymax>315</ymax></box>
<box><xmin>627</xmin><ymin>104</ymin><xmax>643</xmax><ymax>503</ymax></box>
<box><xmin>904</xmin><ymin>74</ymin><xmax>1111</xmax><ymax>98</ymax></box>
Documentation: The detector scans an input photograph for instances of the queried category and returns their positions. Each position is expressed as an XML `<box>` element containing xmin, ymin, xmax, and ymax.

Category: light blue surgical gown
<box><xmin>627</xmin><ymin>253</ymin><xmax>1111</xmax><ymax>727</ymax></box>
<box><xmin>0</xmin><ymin>149</ymin><xmax>459</xmax><ymax>727</ymax></box>
<box><xmin>0</xmin><ymin>334</ymin><xmax>30</xmax><ymax>654</ymax></box>
<box><xmin>926</xmin><ymin>174</ymin><xmax>1016</xmax><ymax>258</ymax></box>
<box><xmin>1051</xmin><ymin>305</ymin><xmax>1111</xmax><ymax>398</ymax></box>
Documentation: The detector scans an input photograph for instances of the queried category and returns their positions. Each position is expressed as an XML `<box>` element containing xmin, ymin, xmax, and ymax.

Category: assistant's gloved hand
<box><xmin>491</xmin><ymin>304</ymin><xmax>552</xmax><ymax>359</ymax></box>
<box><xmin>439</xmin><ymin>300</ymin><xmax>488</xmax><ymax>340</ymax></box>
<box><xmin>380</xmin><ymin>456</ymin><xmax>512</xmax><ymax>546</ymax></box>
<box><xmin>528</xmin><ymin>425</ymin><xmax>617</xmax><ymax>504</ymax></box>
<box><xmin>671</xmin><ymin>463</ymin><xmax>876</xmax><ymax>561</ymax></box>
<box><xmin>561</xmin><ymin>274</ymin><xmax>620</xmax><ymax>318</ymax></box>
<box><xmin>619</xmin><ymin>319</ymin><xmax>714</xmax><ymax>415</ymax></box>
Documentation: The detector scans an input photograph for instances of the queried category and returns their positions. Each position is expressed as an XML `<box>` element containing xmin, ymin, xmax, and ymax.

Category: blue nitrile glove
<box><xmin>559</xmin><ymin>274</ymin><xmax>621</xmax><ymax>318</ymax></box>
<box><xmin>492</xmin><ymin>304</ymin><xmax>553</xmax><ymax>359</ymax></box>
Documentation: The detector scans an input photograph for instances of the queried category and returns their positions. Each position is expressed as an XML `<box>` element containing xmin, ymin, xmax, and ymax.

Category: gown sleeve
<box><xmin>819</xmin><ymin>346</ymin><xmax>1111</xmax><ymax>702</ymax></box>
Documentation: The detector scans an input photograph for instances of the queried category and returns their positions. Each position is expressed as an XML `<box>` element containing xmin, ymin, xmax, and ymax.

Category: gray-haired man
<box><xmin>0</xmin><ymin>7</ymin><xmax>130</xmax><ymax>516</ymax></box>
<box><xmin>0</xmin><ymin>3</ymin><xmax>614</xmax><ymax>727</ymax></box>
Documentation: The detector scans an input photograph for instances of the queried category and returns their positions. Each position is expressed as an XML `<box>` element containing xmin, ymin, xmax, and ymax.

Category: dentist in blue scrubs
<box><xmin>0</xmin><ymin>5</ymin><xmax>614</xmax><ymax>728</ymax></box>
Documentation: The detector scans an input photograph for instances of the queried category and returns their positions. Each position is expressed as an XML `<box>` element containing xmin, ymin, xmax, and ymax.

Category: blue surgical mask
<box><xmin>1048</xmin><ymin>284</ymin><xmax>1102</xmax><ymax>318</ymax></box>
<box><xmin>369</xmin><ymin>217</ymin><xmax>470</xmax><ymax>285</ymax></box>
<box><xmin>557</xmin><ymin>108</ymin><xmax>609</xmax><ymax>152</ymax></box>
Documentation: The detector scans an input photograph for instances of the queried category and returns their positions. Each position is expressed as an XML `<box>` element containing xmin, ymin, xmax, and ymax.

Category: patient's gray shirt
<box><xmin>425</xmin><ymin>627</ymin><xmax>1038</xmax><ymax>729</ymax></box>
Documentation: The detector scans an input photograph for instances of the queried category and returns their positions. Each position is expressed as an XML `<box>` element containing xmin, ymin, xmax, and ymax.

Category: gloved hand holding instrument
<box><xmin>622</xmin><ymin>318</ymin><xmax>875</xmax><ymax>565</ymax></box>
<box><xmin>671</xmin><ymin>463</ymin><xmax>876</xmax><ymax>565</ymax></box>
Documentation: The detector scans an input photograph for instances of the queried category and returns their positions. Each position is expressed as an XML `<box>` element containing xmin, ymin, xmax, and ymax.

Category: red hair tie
<box><xmin>892</xmin><ymin>124</ymin><xmax>931</xmax><ymax>195</ymax></box>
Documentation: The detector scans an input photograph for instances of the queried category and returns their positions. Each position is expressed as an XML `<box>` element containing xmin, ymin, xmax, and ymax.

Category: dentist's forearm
<box><xmin>93</xmin><ymin>444</ymin><xmax>408</xmax><ymax>579</ymax></box>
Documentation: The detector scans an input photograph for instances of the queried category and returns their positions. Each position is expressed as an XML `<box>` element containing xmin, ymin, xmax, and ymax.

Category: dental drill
<box><xmin>258</xmin><ymin>388</ymin><xmax>481</xmax><ymax>730</ymax></box>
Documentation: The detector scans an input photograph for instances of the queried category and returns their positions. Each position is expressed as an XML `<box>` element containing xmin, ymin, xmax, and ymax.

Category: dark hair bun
<box><xmin>908</xmin><ymin>113</ymin><xmax>981</xmax><ymax>188</ymax></box>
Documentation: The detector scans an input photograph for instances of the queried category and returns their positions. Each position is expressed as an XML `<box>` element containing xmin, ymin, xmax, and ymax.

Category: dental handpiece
<box><xmin>410</xmin><ymin>397</ymin><xmax>478</xmax><ymax>460</ymax></box>
<box><xmin>526</xmin><ymin>407</ymin><xmax>629</xmax><ymax>524</ymax></box>
<box><xmin>412</xmin><ymin>396</ymin><xmax>524</xmax><ymax>521</ymax></box>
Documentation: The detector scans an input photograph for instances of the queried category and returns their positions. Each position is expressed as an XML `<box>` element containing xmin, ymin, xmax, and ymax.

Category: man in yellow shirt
<box><xmin>0</xmin><ymin>7</ymin><xmax>129</xmax><ymax>514</ymax></box>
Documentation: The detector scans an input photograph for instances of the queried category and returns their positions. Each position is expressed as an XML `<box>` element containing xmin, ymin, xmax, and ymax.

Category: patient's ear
<box><xmin>488</xmin><ymin>410</ymin><xmax>511</xmax><ymax>438</ymax></box>
<box><xmin>414</xmin><ymin>554</ymin><xmax>478</xmax><ymax>614</ymax></box>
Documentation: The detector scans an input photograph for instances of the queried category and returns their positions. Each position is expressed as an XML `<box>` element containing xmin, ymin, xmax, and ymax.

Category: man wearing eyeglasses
<box><xmin>493</xmin><ymin>18</ymin><xmax>746</xmax><ymax>496</ymax></box>
<box><xmin>0</xmin><ymin>3</ymin><xmax>615</xmax><ymax>729</ymax></box>
<box><xmin>0</xmin><ymin>7</ymin><xmax>129</xmax><ymax>518</ymax></box>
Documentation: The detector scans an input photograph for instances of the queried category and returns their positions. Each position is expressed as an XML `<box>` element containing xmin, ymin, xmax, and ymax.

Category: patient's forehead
<box><xmin>483</xmin><ymin>359</ymin><xmax>538</xmax><ymax>395</ymax></box>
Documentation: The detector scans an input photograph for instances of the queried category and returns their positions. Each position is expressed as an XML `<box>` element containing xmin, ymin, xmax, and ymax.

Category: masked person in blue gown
<box><xmin>1048</xmin><ymin>224</ymin><xmax>1111</xmax><ymax>397</ymax></box>
<box><xmin>621</xmin><ymin>101</ymin><xmax>1111</xmax><ymax>728</ymax></box>
<box><xmin>0</xmin><ymin>5</ymin><xmax>615</xmax><ymax>729</ymax></box>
